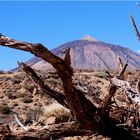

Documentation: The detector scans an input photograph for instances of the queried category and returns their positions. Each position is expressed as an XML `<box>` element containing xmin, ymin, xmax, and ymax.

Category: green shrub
<box><xmin>23</xmin><ymin>83</ymin><xmax>34</xmax><ymax>92</ymax></box>
<box><xmin>0</xmin><ymin>103</ymin><xmax>11</xmax><ymax>114</ymax></box>
<box><xmin>22</xmin><ymin>96</ymin><xmax>32</xmax><ymax>103</ymax></box>
<box><xmin>95</xmin><ymin>71</ymin><xmax>108</xmax><ymax>79</ymax></box>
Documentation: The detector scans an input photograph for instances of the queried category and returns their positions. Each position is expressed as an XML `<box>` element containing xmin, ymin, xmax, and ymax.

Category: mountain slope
<box><xmin>26</xmin><ymin>37</ymin><xmax>140</xmax><ymax>71</ymax></box>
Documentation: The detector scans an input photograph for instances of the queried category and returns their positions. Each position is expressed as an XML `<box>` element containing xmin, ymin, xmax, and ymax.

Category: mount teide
<box><xmin>26</xmin><ymin>35</ymin><xmax>140</xmax><ymax>71</ymax></box>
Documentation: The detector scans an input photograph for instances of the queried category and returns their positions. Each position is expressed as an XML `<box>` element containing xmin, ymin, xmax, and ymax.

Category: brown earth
<box><xmin>0</xmin><ymin>69</ymin><xmax>139</xmax><ymax>139</ymax></box>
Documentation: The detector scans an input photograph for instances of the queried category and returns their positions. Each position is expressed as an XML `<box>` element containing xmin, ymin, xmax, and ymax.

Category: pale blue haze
<box><xmin>0</xmin><ymin>1</ymin><xmax>140</xmax><ymax>70</ymax></box>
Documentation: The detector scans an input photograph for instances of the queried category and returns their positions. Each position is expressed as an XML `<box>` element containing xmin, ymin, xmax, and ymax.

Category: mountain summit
<box><xmin>26</xmin><ymin>37</ymin><xmax>140</xmax><ymax>71</ymax></box>
<box><xmin>81</xmin><ymin>35</ymin><xmax>97</xmax><ymax>41</ymax></box>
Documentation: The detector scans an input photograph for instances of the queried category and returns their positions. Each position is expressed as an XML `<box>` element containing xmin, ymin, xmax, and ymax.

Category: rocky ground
<box><xmin>0</xmin><ymin>69</ymin><xmax>139</xmax><ymax>139</ymax></box>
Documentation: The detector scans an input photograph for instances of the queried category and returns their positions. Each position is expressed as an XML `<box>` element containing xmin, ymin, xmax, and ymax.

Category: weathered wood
<box><xmin>3</xmin><ymin>121</ymin><xmax>138</xmax><ymax>140</ymax></box>
<box><xmin>118</xmin><ymin>57</ymin><xmax>124</xmax><ymax>71</ymax></box>
<box><xmin>97</xmin><ymin>85</ymin><xmax>117</xmax><ymax>120</ymax></box>
<box><xmin>0</xmin><ymin>34</ymin><xmax>140</xmax><ymax>140</ymax></box>
<box><xmin>19</xmin><ymin>62</ymin><xmax>69</xmax><ymax>109</ymax></box>
<box><xmin>0</xmin><ymin>34</ymin><xmax>97</xmax><ymax>130</ymax></box>
<box><xmin>14</xmin><ymin>114</ymin><xmax>28</xmax><ymax>131</ymax></box>
<box><xmin>130</xmin><ymin>15</ymin><xmax>140</xmax><ymax>42</ymax></box>
<box><xmin>97</xmin><ymin>59</ymin><xmax>128</xmax><ymax>119</ymax></box>
<box><xmin>64</xmin><ymin>48</ymin><xmax>71</xmax><ymax>65</ymax></box>
<box><xmin>13</xmin><ymin>122</ymin><xmax>92</xmax><ymax>140</ymax></box>
<box><xmin>18</xmin><ymin>62</ymin><xmax>98</xmax><ymax>129</ymax></box>
<box><xmin>111</xmin><ymin>77</ymin><xmax>140</xmax><ymax>105</ymax></box>
<box><xmin>118</xmin><ymin>62</ymin><xmax>128</xmax><ymax>80</ymax></box>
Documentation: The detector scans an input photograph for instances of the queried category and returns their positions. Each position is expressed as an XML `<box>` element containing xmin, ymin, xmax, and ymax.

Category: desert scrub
<box><xmin>0</xmin><ymin>103</ymin><xmax>11</xmax><ymax>114</ymax></box>
<box><xmin>55</xmin><ymin>108</ymin><xmax>70</xmax><ymax>123</ymax></box>
<box><xmin>95</xmin><ymin>71</ymin><xmax>108</xmax><ymax>79</ymax></box>
<box><xmin>26</xmin><ymin>107</ymin><xmax>43</xmax><ymax>122</ymax></box>
<box><xmin>47</xmin><ymin>71</ymin><xmax>59</xmax><ymax>79</ymax></box>
<box><xmin>95</xmin><ymin>79</ymin><xmax>104</xmax><ymax>85</ymax></box>
<box><xmin>23</xmin><ymin>82</ymin><xmax>34</xmax><ymax>93</ymax></box>
<box><xmin>46</xmin><ymin>78</ymin><xmax>58</xmax><ymax>85</ymax></box>
<box><xmin>13</xmin><ymin>72</ymin><xmax>25</xmax><ymax>81</ymax></box>
<box><xmin>16</xmin><ymin>88</ymin><xmax>28</xmax><ymax>98</ymax></box>
<box><xmin>0</xmin><ymin>76</ymin><xmax>14</xmax><ymax>82</ymax></box>
<box><xmin>88</xmin><ymin>86</ymin><xmax>102</xmax><ymax>97</ymax></box>
<box><xmin>0</xmin><ymin>70</ymin><xmax>5</xmax><ymax>74</ymax></box>
<box><xmin>22</xmin><ymin>96</ymin><xmax>33</xmax><ymax>103</ymax></box>
<box><xmin>3</xmin><ymin>88</ymin><xmax>18</xmax><ymax>99</ymax></box>
<box><xmin>43</xmin><ymin>103</ymin><xmax>70</xmax><ymax>123</ymax></box>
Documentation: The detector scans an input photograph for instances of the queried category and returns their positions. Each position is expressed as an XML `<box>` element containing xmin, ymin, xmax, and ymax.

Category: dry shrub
<box><xmin>13</xmin><ymin>72</ymin><xmax>25</xmax><ymax>81</ymax></box>
<box><xmin>0</xmin><ymin>103</ymin><xmax>11</xmax><ymax>114</ymax></box>
<box><xmin>63</xmin><ymin>134</ymin><xmax>111</xmax><ymax>140</ymax></box>
<box><xmin>46</xmin><ymin>78</ymin><xmax>62</xmax><ymax>87</ymax></box>
<box><xmin>95</xmin><ymin>71</ymin><xmax>108</xmax><ymax>79</ymax></box>
<box><xmin>43</xmin><ymin>102</ymin><xmax>70</xmax><ymax>123</ymax></box>
<box><xmin>25</xmin><ymin>107</ymin><xmax>43</xmax><ymax>122</ymax></box>
<box><xmin>22</xmin><ymin>96</ymin><xmax>32</xmax><ymax>103</ymax></box>
<box><xmin>0</xmin><ymin>70</ymin><xmax>5</xmax><ymax>74</ymax></box>
<box><xmin>23</xmin><ymin>82</ymin><xmax>34</xmax><ymax>93</ymax></box>
<box><xmin>16</xmin><ymin>88</ymin><xmax>28</xmax><ymax>98</ymax></box>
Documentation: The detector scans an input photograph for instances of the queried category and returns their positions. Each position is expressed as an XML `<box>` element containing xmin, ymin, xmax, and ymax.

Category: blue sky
<box><xmin>0</xmin><ymin>1</ymin><xmax>140</xmax><ymax>70</ymax></box>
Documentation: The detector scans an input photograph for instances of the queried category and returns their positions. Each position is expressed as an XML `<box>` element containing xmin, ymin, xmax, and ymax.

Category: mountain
<box><xmin>26</xmin><ymin>35</ymin><xmax>140</xmax><ymax>71</ymax></box>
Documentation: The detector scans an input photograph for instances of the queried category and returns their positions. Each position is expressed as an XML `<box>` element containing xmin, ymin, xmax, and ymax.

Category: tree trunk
<box><xmin>0</xmin><ymin>34</ymin><xmax>140</xmax><ymax>139</ymax></box>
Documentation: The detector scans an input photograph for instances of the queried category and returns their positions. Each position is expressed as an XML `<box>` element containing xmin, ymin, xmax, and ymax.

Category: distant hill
<box><xmin>26</xmin><ymin>35</ymin><xmax>140</xmax><ymax>71</ymax></box>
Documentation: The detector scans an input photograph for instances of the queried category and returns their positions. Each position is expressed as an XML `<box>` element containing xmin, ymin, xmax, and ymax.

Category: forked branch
<box><xmin>18</xmin><ymin>62</ymin><xmax>69</xmax><ymax>108</ymax></box>
<box><xmin>0</xmin><ymin>34</ymin><xmax>97</xmax><ymax>130</ymax></box>
<box><xmin>97</xmin><ymin>59</ymin><xmax>128</xmax><ymax>118</ymax></box>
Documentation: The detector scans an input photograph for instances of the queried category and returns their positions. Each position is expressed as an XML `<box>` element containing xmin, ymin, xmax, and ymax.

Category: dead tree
<box><xmin>0</xmin><ymin>34</ymin><xmax>139</xmax><ymax>139</ymax></box>
<box><xmin>0</xmin><ymin>34</ymin><xmax>98</xmax><ymax>129</ymax></box>
<box><xmin>129</xmin><ymin>5</ymin><xmax>140</xmax><ymax>107</ymax></box>
<box><xmin>18</xmin><ymin>62</ymin><xmax>69</xmax><ymax>109</ymax></box>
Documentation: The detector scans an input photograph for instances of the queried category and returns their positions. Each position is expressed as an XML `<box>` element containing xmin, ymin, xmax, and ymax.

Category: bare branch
<box><xmin>0</xmin><ymin>34</ymin><xmax>98</xmax><ymax>130</ymax></box>
<box><xmin>98</xmin><ymin>58</ymin><xmax>127</xmax><ymax>119</ymax></box>
<box><xmin>0</xmin><ymin>34</ymin><xmax>139</xmax><ymax>140</ymax></box>
<box><xmin>97</xmin><ymin>85</ymin><xmax>117</xmax><ymax>119</ymax></box>
<box><xmin>118</xmin><ymin>62</ymin><xmax>128</xmax><ymax>80</ymax></box>
<box><xmin>12</xmin><ymin>122</ymin><xmax>92</xmax><ymax>140</ymax></box>
<box><xmin>98</xmin><ymin>58</ymin><xmax>128</xmax><ymax>118</ymax></box>
<box><xmin>116</xmin><ymin>57</ymin><xmax>128</xmax><ymax>80</ymax></box>
<box><xmin>19</xmin><ymin>62</ymin><xmax>69</xmax><ymax>109</ymax></box>
<box><xmin>14</xmin><ymin>114</ymin><xmax>28</xmax><ymax>131</ymax></box>
<box><xmin>111</xmin><ymin>77</ymin><xmax>140</xmax><ymax>105</ymax></box>
<box><xmin>0</xmin><ymin>34</ymin><xmax>64</xmax><ymax>69</ymax></box>
<box><xmin>118</xmin><ymin>57</ymin><xmax>123</xmax><ymax>71</ymax></box>
<box><xmin>64</xmin><ymin>48</ymin><xmax>71</xmax><ymax>65</ymax></box>
<box><xmin>137</xmin><ymin>3</ymin><xmax>140</xmax><ymax>9</ymax></box>
<box><xmin>130</xmin><ymin>15</ymin><xmax>140</xmax><ymax>42</ymax></box>
<box><xmin>105</xmin><ymin>71</ymin><xmax>113</xmax><ymax>78</ymax></box>
<box><xmin>0</xmin><ymin>34</ymin><xmax>74</xmax><ymax>114</ymax></box>
<box><xmin>137</xmin><ymin>81</ymin><xmax>140</xmax><ymax>94</ymax></box>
